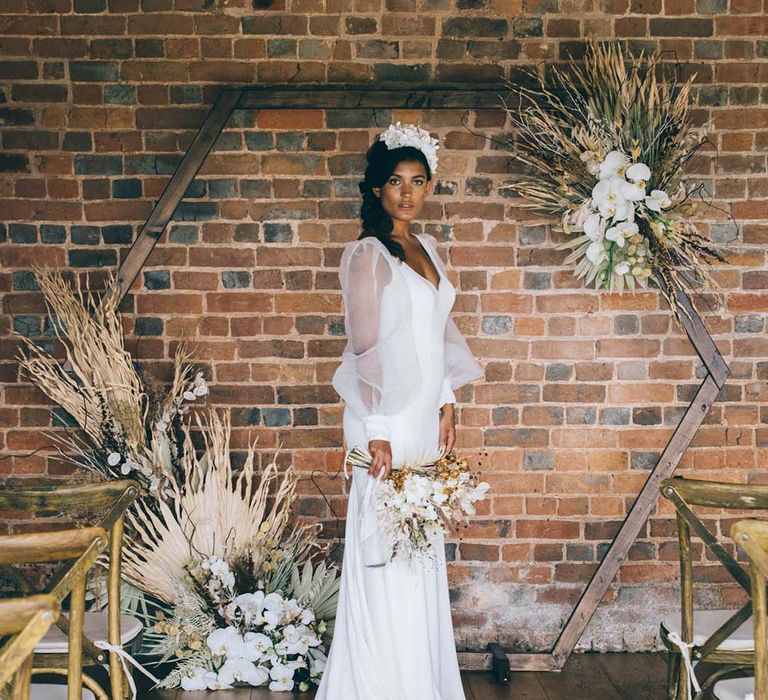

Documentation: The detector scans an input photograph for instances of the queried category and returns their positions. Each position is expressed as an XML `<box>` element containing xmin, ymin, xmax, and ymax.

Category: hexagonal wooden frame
<box><xmin>115</xmin><ymin>85</ymin><xmax>730</xmax><ymax>672</ymax></box>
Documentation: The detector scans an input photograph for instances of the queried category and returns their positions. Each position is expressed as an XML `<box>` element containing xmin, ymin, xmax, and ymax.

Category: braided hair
<box><xmin>358</xmin><ymin>139</ymin><xmax>433</xmax><ymax>261</ymax></box>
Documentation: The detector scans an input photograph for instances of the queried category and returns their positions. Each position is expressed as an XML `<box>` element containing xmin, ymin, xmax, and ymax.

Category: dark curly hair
<box><xmin>358</xmin><ymin>139</ymin><xmax>432</xmax><ymax>261</ymax></box>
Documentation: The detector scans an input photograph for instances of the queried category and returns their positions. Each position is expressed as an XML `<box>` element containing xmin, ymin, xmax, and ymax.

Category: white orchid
<box><xmin>645</xmin><ymin>189</ymin><xmax>672</xmax><ymax>212</ymax></box>
<box><xmin>207</xmin><ymin>626</ymin><xmax>245</xmax><ymax>658</ymax></box>
<box><xmin>180</xmin><ymin>667</ymin><xmax>219</xmax><ymax>691</ymax></box>
<box><xmin>246</xmin><ymin>665</ymin><xmax>271</xmax><ymax>687</ymax></box>
<box><xmin>621</xmin><ymin>162</ymin><xmax>651</xmax><ymax>201</ymax></box>
<box><xmin>598</xmin><ymin>150</ymin><xmax>629</xmax><ymax>180</ymax></box>
<box><xmin>605</xmin><ymin>221</ymin><xmax>639</xmax><ymax>248</ymax></box>
<box><xmin>275</xmin><ymin>624</ymin><xmax>318</xmax><ymax>657</ymax></box>
<box><xmin>586</xmin><ymin>241</ymin><xmax>607</xmax><ymax>264</ymax></box>
<box><xmin>268</xmin><ymin>662</ymin><xmax>295</xmax><ymax>692</ymax></box>
<box><xmin>281</xmin><ymin>598</ymin><xmax>303</xmax><ymax>621</ymax></box>
<box><xmin>613</xmin><ymin>261</ymin><xmax>631</xmax><ymax>275</ymax></box>
<box><xmin>260</xmin><ymin>592</ymin><xmax>285</xmax><ymax>629</ymax></box>
<box><xmin>583</xmin><ymin>212</ymin><xmax>604</xmax><ymax>241</ymax></box>
<box><xmin>592</xmin><ymin>177</ymin><xmax>632</xmax><ymax>221</ymax></box>
<box><xmin>217</xmin><ymin>658</ymin><xmax>269</xmax><ymax>687</ymax></box>
<box><xmin>207</xmin><ymin>675</ymin><xmax>234</xmax><ymax>690</ymax></box>
<box><xmin>206</xmin><ymin>557</ymin><xmax>236</xmax><ymax>590</ymax></box>
<box><xmin>460</xmin><ymin>482</ymin><xmax>490</xmax><ymax>516</ymax></box>
<box><xmin>243</xmin><ymin>631</ymin><xmax>274</xmax><ymax>661</ymax></box>
<box><xmin>404</xmin><ymin>474</ymin><xmax>433</xmax><ymax>505</ymax></box>
<box><xmin>228</xmin><ymin>591</ymin><xmax>266</xmax><ymax>627</ymax></box>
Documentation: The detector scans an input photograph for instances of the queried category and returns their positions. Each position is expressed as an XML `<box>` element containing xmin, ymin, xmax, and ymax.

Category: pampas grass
<box><xmin>17</xmin><ymin>269</ymin><xmax>206</xmax><ymax>495</ymax></box>
<box><xmin>20</xmin><ymin>270</ymin><xmax>145</xmax><ymax>447</ymax></box>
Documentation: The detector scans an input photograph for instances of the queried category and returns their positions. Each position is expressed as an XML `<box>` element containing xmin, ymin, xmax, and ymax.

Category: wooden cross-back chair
<box><xmin>0</xmin><ymin>528</ymin><xmax>107</xmax><ymax>700</ymax></box>
<box><xmin>0</xmin><ymin>480</ymin><xmax>140</xmax><ymax>700</ymax></box>
<box><xmin>660</xmin><ymin>477</ymin><xmax>768</xmax><ymax>700</ymax></box>
<box><xmin>0</xmin><ymin>594</ymin><xmax>61</xmax><ymax>700</ymax></box>
<box><xmin>711</xmin><ymin>518</ymin><xmax>768</xmax><ymax>700</ymax></box>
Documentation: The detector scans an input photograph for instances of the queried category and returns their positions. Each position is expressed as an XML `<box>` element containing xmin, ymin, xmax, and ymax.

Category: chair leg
<box><xmin>67</xmin><ymin>575</ymin><xmax>86</xmax><ymax>700</ymax></box>
<box><xmin>666</xmin><ymin>651</ymin><xmax>681</xmax><ymax>700</ymax></box>
<box><xmin>676</xmin><ymin>656</ymin><xmax>691</xmax><ymax>700</ymax></box>
<box><xmin>108</xmin><ymin>518</ymin><xmax>125</xmax><ymax>700</ymax></box>
<box><xmin>11</xmin><ymin>657</ymin><xmax>32</xmax><ymax>700</ymax></box>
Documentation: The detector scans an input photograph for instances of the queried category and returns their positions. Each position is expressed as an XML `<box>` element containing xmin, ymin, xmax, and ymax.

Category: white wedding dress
<box><xmin>316</xmin><ymin>234</ymin><xmax>483</xmax><ymax>700</ymax></box>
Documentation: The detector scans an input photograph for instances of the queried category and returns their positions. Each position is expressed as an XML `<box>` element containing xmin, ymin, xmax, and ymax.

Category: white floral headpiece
<box><xmin>378</xmin><ymin>122</ymin><xmax>439</xmax><ymax>175</ymax></box>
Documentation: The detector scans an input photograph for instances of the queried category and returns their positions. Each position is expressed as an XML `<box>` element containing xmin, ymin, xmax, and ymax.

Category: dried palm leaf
<box><xmin>122</xmin><ymin>410</ymin><xmax>309</xmax><ymax>604</ymax></box>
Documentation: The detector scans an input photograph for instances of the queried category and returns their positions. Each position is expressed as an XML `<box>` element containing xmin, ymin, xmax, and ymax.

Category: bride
<box><xmin>315</xmin><ymin>123</ymin><xmax>483</xmax><ymax>700</ymax></box>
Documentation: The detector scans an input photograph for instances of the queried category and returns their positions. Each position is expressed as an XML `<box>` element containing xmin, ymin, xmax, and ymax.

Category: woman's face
<box><xmin>372</xmin><ymin>160</ymin><xmax>432</xmax><ymax>225</ymax></box>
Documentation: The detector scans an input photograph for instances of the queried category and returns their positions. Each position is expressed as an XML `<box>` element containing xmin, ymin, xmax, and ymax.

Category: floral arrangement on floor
<box><xmin>503</xmin><ymin>41</ymin><xmax>726</xmax><ymax>321</ymax></box>
<box><xmin>346</xmin><ymin>447</ymin><xmax>489</xmax><ymax>563</ymax></box>
<box><xmin>17</xmin><ymin>269</ymin><xmax>207</xmax><ymax>497</ymax></box>
<box><xmin>122</xmin><ymin>410</ymin><xmax>339</xmax><ymax>691</ymax></box>
<box><xmin>15</xmin><ymin>270</ymin><xmax>340</xmax><ymax>692</ymax></box>
<box><xmin>150</xmin><ymin>556</ymin><xmax>331</xmax><ymax>692</ymax></box>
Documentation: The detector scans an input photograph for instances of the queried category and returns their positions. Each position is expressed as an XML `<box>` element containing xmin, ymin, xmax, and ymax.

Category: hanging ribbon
<box><xmin>666</xmin><ymin>631</ymin><xmax>701</xmax><ymax>700</ymax></box>
<box><xmin>94</xmin><ymin>639</ymin><xmax>161</xmax><ymax>700</ymax></box>
<box><xmin>359</xmin><ymin>471</ymin><xmax>392</xmax><ymax>568</ymax></box>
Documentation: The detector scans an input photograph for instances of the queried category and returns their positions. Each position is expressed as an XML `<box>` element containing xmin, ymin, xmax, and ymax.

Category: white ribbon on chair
<box><xmin>666</xmin><ymin>631</ymin><xmax>702</xmax><ymax>700</ymax></box>
<box><xmin>94</xmin><ymin>640</ymin><xmax>160</xmax><ymax>700</ymax></box>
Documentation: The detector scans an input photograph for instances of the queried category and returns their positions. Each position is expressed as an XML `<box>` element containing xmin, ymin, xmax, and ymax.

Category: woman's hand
<box><xmin>368</xmin><ymin>439</ymin><xmax>392</xmax><ymax>480</ymax></box>
<box><xmin>439</xmin><ymin>403</ymin><xmax>456</xmax><ymax>455</ymax></box>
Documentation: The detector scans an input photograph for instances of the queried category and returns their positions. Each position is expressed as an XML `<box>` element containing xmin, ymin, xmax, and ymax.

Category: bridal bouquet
<box><xmin>150</xmin><ymin>556</ymin><xmax>330</xmax><ymax>692</ymax></box>
<box><xmin>503</xmin><ymin>41</ymin><xmax>726</xmax><ymax>321</ymax></box>
<box><xmin>346</xmin><ymin>448</ymin><xmax>489</xmax><ymax>563</ymax></box>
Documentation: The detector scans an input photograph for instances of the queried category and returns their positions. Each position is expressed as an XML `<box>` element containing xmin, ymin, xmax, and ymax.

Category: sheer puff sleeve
<box><xmin>331</xmin><ymin>238</ymin><xmax>419</xmax><ymax>443</ymax></box>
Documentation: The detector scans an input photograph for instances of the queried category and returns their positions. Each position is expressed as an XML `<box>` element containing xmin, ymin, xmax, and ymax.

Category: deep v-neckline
<box><xmin>403</xmin><ymin>236</ymin><xmax>442</xmax><ymax>292</ymax></box>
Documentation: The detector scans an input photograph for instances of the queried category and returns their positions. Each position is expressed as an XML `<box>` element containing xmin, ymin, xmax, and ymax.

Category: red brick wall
<box><xmin>1</xmin><ymin>0</ymin><xmax>767</xmax><ymax>650</ymax></box>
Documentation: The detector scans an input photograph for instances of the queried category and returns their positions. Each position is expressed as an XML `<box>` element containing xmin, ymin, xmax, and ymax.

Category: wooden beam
<box><xmin>116</xmin><ymin>88</ymin><xmax>242</xmax><ymax>301</ymax></box>
<box><xmin>674</xmin><ymin>290</ymin><xmax>729</xmax><ymax>388</ymax></box>
<box><xmin>551</xmin><ymin>348</ymin><xmax>729</xmax><ymax>663</ymax></box>
<box><xmin>235</xmin><ymin>84</ymin><xmax>508</xmax><ymax>110</ymax></box>
<box><xmin>458</xmin><ymin>651</ymin><xmax>561</xmax><ymax>672</ymax></box>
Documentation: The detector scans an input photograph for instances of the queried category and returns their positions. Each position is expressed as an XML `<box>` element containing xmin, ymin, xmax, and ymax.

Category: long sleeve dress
<box><xmin>315</xmin><ymin>233</ymin><xmax>483</xmax><ymax>700</ymax></box>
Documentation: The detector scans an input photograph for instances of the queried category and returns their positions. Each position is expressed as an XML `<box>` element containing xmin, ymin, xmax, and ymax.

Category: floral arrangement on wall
<box><xmin>504</xmin><ymin>41</ymin><xmax>726</xmax><ymax>321</ymax></box>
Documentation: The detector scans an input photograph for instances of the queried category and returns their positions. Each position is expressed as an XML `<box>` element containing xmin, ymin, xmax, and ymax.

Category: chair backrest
<box><xmin>0</xmin><ymin>526</ymin><xmax>109</xmax><ymax>669</ymax></box>
<box><xmin>660</xmin><ymin>477</ymin><xmax>768</xmax><ymax>658</ymax></box>
<box><xmin>0</xmin><ymin>594</ymin><xmax>61</xmax><ymax>694</ymax></box>
<box><xmin>0</xmin><ymin>481</ymin><xmax>139</xmax><ymax>530</ymax></box>
<box><xmin>0</xmin><ymin>481</ymin><xmax>138</xmax><ymax>599</ymax></box>
<box><xmin>731</xmin><ymin>519</ymin><xmax>768</xmax><ymax>700</ymax></box>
